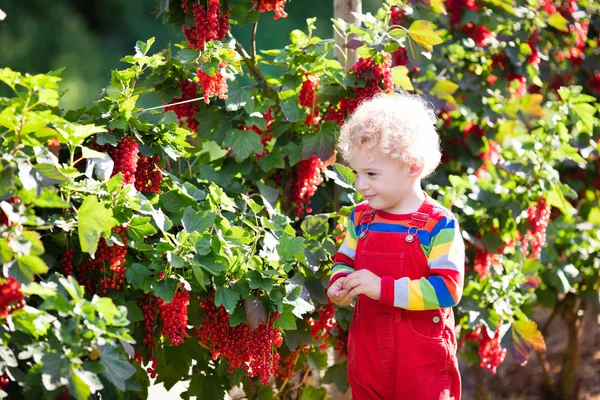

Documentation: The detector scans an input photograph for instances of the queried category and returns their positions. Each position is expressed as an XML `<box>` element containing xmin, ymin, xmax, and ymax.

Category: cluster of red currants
<box><xmin>183</xmin><ymin>0</ymin><xmax>229</xmax><ymax>51</ymax></box>
<box><xmin>193</xmin><ymin>295</ymin><xmax>283</xmax><ymax>385</ymax></box>
<box><xmin>0</xmin><ymin>277</ymin><xmax>24</xmax><ymax>318</ymax></box>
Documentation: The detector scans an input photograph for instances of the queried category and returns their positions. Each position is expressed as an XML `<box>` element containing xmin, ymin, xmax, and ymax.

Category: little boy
<box><xmin>327</xmin><ymin>92</ymin><xmax>465</xmax><ymax>400</ymax></box>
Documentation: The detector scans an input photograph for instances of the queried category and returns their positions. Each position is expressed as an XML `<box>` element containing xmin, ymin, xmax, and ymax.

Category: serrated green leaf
<box><xmin>322</xmin><ymin>362</ymin><xmax>349</xmax><ymax>393</ymax></box>
<box><xmin>274</xmin><ymin>304</ymin><xmax>297</xmax><ymax>330</ymax></box>
<box><xmin>128</xmin><ymin>216</ymin><xmax>158</xmax><ymax>243</ymax></box>
<box><xmin>408</xmin><ymin>20</ymin><xmax>443</xmax><ymax>51</ymax></box>
<box><xmin>97</xmin><ymin>344</ymin><xmax>136</xmax><ymax>392</ymax></box>
<box><xmin>215</xmin><ymin>286</ymin><xmax>239</xmax><ymax>314</ymax></box>
<box><xmin>391</xmin><ymin>66</ymin><xmax>413</xmax><ymax>90</ymax></box>
<box><xmin>278</xmin><ymin>90</ymin><xmax>302</xmax><ymax>122</ymax></box>
<box><xmin>248</xmin><ymin>270</ymin><xmax>273</xmax><ymax>292</ymax></box>
<box><xmin>126</xmin><ymin>263</ymin><xmax>152</xmax><ymax>290</ymax></box>
<box><xmin>77</xmin><ymin>196</ymin><xmax>118</xmax><ymax>254</ymax></box>
<box><xmin>182</xmin><ymin>207</ymin><xmax>216</xmax><ymax>234</ymax></box>
<box><xmin>277</xmin><ymin>235</ymin><xmax>305</xmax><ymax>260</ymax></box>
<box><xmin>302</xmin><ymin>122</ymin><xmax>337</xmax><ymax>161</ymax></box>
<box><xmin>224</xmin><ymin>129</ymin><xmax>263</xmax><ymax>161</ymax></box>
<box><xmin>151</xmin><ymin>279</ymin><xmax>180</xmax><ymax>303</ymax></box>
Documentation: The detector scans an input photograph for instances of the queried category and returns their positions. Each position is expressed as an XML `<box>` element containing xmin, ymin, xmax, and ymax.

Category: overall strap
<box><xmin>408</xmin><ymin>201</ymin><xmax>434</xmax><ymax>229</ymax></box>
<box><xmin>357</xmin><ymin>207</ymin><xmax>376</xmax><ymax>240</ymax></box>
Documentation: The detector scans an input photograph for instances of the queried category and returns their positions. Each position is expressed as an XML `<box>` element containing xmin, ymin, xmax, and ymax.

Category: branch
<box><xmin>233</xmin><ymin>39</ymin><xmax>279</xmax><ymax>106</ymax></box>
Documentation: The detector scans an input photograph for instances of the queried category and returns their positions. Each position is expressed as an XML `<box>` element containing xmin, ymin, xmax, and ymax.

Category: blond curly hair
<box><xmin>337</xmin><ymin>92</ymin><xmax>441</xmax><ymax>178</ymax></box>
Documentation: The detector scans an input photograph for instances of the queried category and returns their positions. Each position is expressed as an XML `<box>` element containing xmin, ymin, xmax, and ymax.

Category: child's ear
<box><xmin>408</xmin><ymin>159</ymin><xmax>424</xmax><ymax>177</ymax></box>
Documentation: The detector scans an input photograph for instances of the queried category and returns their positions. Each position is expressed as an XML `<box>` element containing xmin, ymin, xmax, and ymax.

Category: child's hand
<box><xmin>327</xmin><ymin>277</ymin><xmax>353</xmax><ymax>306</ymax></box>
<box><xmin>342</xmin><ymin>270</ymin><xmax>381</xmax><ymax>301</ymax></box>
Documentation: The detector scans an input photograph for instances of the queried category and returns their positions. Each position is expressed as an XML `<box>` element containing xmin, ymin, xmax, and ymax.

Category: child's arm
<box><xmin>328</xmin><ymin>208</ymin><xmax>358</xmax><ymax>287</ymax></box>
<box><xmin>379</xmin><ymin>215</ymin><xmax>465</xmax><ymax>310</ymax></box>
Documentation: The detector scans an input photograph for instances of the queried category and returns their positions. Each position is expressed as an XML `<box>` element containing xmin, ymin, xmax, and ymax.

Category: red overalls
<box><xmin>347</xmin><ymin>202</ymin><xmax>461</xmax><ymax>400</ymax></box>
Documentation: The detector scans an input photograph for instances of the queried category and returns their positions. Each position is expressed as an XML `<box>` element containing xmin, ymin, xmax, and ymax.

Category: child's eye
<box><xmin>367</xmin><ymin>172</ymin><xmax>377</xmax><ymax>177</ymax></box>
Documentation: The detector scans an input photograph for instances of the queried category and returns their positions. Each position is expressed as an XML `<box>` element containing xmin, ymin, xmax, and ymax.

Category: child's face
<box><xmin>349</xmin><ymin>144</ymin><xmax>421</xmax><ymax>213</ymax></box>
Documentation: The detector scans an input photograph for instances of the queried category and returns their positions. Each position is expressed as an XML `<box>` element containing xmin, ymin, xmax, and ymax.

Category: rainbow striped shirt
<box><xmin>330</xmin><ymin>198</ymin><xmax>465</xmax><ymax>310</ymax></box>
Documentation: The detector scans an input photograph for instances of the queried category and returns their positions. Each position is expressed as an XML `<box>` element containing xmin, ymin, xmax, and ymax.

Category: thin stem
<box><xmin>137</xmin><ymin>96</ymin><xmax>203</xmax><ymax>113</ymax></box>
<box><xmin>250</xmin><ymin>21</ymin><xmax>259</xmax><ymax>63</ymax></box>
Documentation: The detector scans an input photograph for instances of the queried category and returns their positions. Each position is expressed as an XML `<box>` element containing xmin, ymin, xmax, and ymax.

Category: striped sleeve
<box><xmin>329</xmin><ymin>208</ymin><xmax>358</xmax><ymax>286</ymax></box>
<box><xmin>384</xmin><ymin>215</ymin><xmax>465</xmax><ymax>310</ymax></box>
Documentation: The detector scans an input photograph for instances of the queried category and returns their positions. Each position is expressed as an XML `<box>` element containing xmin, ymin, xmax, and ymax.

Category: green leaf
<box><xmin>258</xmin><ymin>147</ymin><xmax>286</xmax><ymax>172</ymax></box>
<box><xmin>16</xmin><ymin>255</ymin><xmax>48</xmax><ymax>282</ymax></box>
<box><xmin>323</xmin><ymin>163</ymin><xmax>354</xmax><ymax>189</ymax></box>
<box><xmin>571</xmin><ymin>103</ymin><xmax>596</xmax><ymax>133</ymax></box>
<box><xmin>186</xmin><ymin>373</ymin><xmax>226</xmax><ymax>400</ymax></box>
<box><xmin>12</xmin><ymin>307</ymin><xmax>54</xmax><ymax>338</ymax></box>
<box><xmin>177</xmin><ymin>48</ymin><xmax>200</xmax><ymax>63</ymax></box>
<box><xmin>182</xmin><ymin>207</ymin><xmax>216</xmax><ymax>234</ymax></box>
<box><xmin>301</xmin><ymin>215</ymin><xmax>329</xmax><ymax>237</ymax></box>
<box><xmin>248</xmin><ymin>270</ymin><xmax>273</xmax><ymax>292</ymax></box>
<box><xmin>300</xmin><ymin>386</ymin><xmax>328</xmax><ymax>400</ymax></box>
<box><xmin>120</xmin><ymin>95</ymin><xmax>138</xmax><ymax>120</ymax></box>
<box><xmin>229</xmin><ymin>305</ymin><xmax>247</xmax><ymax>327</ymax></box>
<box><xmin>405</xmin><ymin>37</ymin><xmax>423</xmax><ymax>67</ymax></box>
<box><xmin>60</xmin><ymin>276</ymin><xmax>85</xmax><ymax>301</ymax></box>
<box><xmin>21</xmin><ymin>231</ymin><xmax>44</xmax><ymax>256</ymax></box>
<box><xmin>226</xmin><ymin>81</ymin><xmax>254</xmax><ymax>112</ymax></box>
<box><xmin>160</xmin><ymin>190</ymin><xmax>196</xmax><ymax>214</ymax></box>
<box><xmin>278</xmin><ymin>90</ymin><xmax>302</xmax><ymax>122</ymax></box>
<box><xmin>277</xmin><ymin>235</ymin><xmax>305</xmax><ymax>261</ymax></box>
<box><xmin>391</xmin><ymin>66</ymin><xmax>413</xmax><ymax>90</ymax></box>
<box><xmin>322</xmin><ymin>362</ymin><xmax>349</xmax><ymax>393</ymax></box>
<box><xmin>407</xmin><ymin>20</ymin><xmax>443</xmax><ymax>51</ymax></box>
<box><xmin>69</xmin><ymin>367</ymin><xmax>101</xmax><ymax>400</ymax></box>
<box><xmin>126</xmin><ymin>263</ymin><xmax>152</xmax><ymax>290</ymax></box>
<box><xmin>504</xmin><ymin>320</ymin><xmax>546</xmax><ymax>365</ymax></box>
<box><xmin>128</xmin><ymin>216</ymin><xmax>157</xmax><ymax>243</ymax></box>
<box><xmin>215</xmin><ymin>286</ymin><xmax>239</xmax><ymax>314</ymax></box>
<box><xmin>41</xmin><ymin>352</ymin><xmax>70</xmax><ymax>391</ymax></box>
<box><xmin>302</xmin><ymin>122</ymin><xmax>337</xmax><ymax>161</ymax></box>
<box><xmin>224</xmin><ymin>129</ymin><xmax>263</xmax><ymax>161</ymax></box>
<box><xmin>431</xmin><ymin>79</ymin><xmax>459</xmax><ymax>97</ymax></box>
<box><xmin>77</xmin><ymin>196</ymin><xmax>118</xmax><ymax>254</ymax></box>
<box><xmin>274</xmin><ymin>304</ymin><xmax>297</xmax><ymax>330</ymax></box>
<box><xmin>92</xmin><ymin>296</ymin><xmax>121</xmax><ymax>324</ymax></box>
<box><xmin>136</xmin><ymin>37</ymin><xmax>155</xmax><ymax>56</ymax></box>
<box><xmin>196</xmin><ymin>255</ymin><xmax>227</xmax><ymax>276</ymax></box>
<box><xmin>547</xmin><ymin>12</ymin><xmax>569</xmax><ymax>32</ymax></box>
<box><xmin>191</xmin><ymin>264</ymin><xmax>206</xmax><ymax>290</ymax></box>
<box><xmin>97</xmin><ymin>344</ymin><xmax>136</xmax><ymax>392</ymax></box>
<box><xmin>151</xmin><ymin>279</ymin><xmax>180</xmax><ymax>303</ymax></box>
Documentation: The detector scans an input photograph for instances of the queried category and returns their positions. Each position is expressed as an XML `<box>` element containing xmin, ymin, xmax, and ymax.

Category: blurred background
<box><xmin>0</xmin><ymin>0</ymin><xmax>381</xmax><ymax>110</ymax></box>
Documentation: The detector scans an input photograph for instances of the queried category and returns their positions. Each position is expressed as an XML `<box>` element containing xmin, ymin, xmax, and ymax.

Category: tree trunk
<box><xmin>558</xmin><ymin>294</ymin><xmax>585</xmax><ymax>400</ymax></box>
<box><xmin>333</xmin><ymin>0</ymin><xmax>362</xmax><ymax>71</ymax></box>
